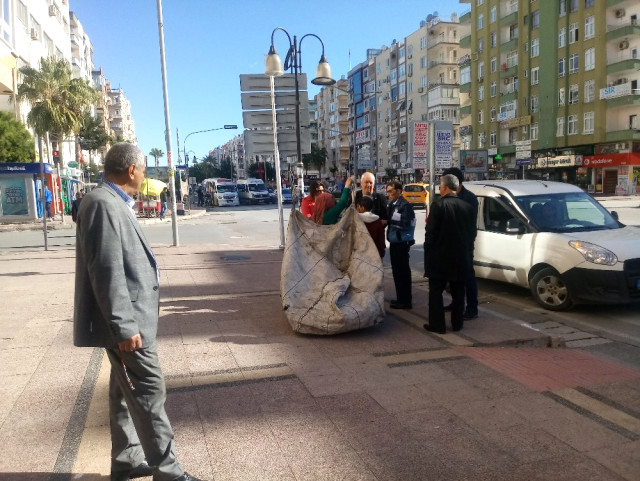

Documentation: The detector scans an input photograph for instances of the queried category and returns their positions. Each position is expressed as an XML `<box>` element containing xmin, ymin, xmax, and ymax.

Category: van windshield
<box><xmin>249</xmin><ymin>182</ymin><xmax>266</xmax><ymax>191</ymax></box>
<box><xmin>515</xmin><ymin>192</ymin><xmax>621</xmax><ymax>232</ymax></box>
<box><xmin>217</xmin><ymin>184</ymin><xmax>236</xmax><ymax>193</ymax></box>
<box><xmin>404</xmin><ymin>185</ymin><xmax>426</xmax><ymax>192</ymax></box>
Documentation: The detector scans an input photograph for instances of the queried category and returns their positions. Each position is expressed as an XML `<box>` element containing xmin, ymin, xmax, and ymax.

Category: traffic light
<box><xmin>52</xmin><ymin>150</ymin><xmax>60</xmax><ymax>165</ymax></box>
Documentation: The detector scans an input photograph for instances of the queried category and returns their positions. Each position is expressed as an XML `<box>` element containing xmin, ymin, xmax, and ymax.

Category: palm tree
<box><xmin>149</xmin><ymin>148</ymin><xmax>164</xmax><ymax>169</ymax></box>
<box><xmin>16</xmin><ymin>57</ymin><xmax>97</xmax><ymax>168</ymax></box>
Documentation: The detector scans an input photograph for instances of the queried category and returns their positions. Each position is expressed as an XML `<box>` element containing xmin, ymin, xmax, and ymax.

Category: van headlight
<box><xmin>568</xmin><ymin>240</ymin><xmax>618</xmax><ymax>266</ymax></box>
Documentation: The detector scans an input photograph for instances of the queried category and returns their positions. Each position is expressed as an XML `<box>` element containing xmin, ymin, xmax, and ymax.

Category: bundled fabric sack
<box><xmin>281</xmin><ymin>206</ymin><xmax>385</xmax><ymax>335</ymax></box>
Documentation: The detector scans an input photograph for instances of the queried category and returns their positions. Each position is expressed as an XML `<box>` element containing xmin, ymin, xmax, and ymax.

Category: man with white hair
<box><xmin>354</xmin><ymin>172</ymin><xmax>388</xmax><ymax>225</ymax></box>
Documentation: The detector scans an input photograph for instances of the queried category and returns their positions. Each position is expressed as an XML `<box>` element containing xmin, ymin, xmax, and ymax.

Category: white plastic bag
<box><xmin>281</xmin><ymin>207</ymin><xmax>385</xmax><ymax>335</ymax></box>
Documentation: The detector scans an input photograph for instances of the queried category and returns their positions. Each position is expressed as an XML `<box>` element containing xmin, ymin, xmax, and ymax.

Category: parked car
<box><xmin>464</xmin><ymin>180</ymin><xmax>640</xmax><ymax>311</ymax></box>
<box><xmin>402</xmin><ymin>183</ymin><xmax>429</xmax><ymax>208</ymax></box>
<box><xmin>267</xmin><ymin>187</ymin><xmax>293</xmax><ymax>204</ymax></box>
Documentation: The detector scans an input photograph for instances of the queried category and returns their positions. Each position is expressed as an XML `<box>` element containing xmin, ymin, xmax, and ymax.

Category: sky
<box><xmin>70</xmin><ymin>0</ymin><xmax>469</xmax><ymax>166</ymax></box>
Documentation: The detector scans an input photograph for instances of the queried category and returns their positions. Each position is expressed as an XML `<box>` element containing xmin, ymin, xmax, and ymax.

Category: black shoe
<box><xmin>111</xmin><ymin>461</ymin><xmax>153</xmax><ymax>481</ymax></box>
<box><xmin>390</xmin><ymin>302</ymin><xmax>412</xmax><ymax>309</ymax></box>
<box><xmin>423</xmin><ymin>324</ymin><xmax>446</xmax><ymax>334</ymax></box>
<box><xmin>463</xmin><ymin>312</ymin><xmax>478</xmax><ymax>320</ymax></box>
<box><xmin>444</xmin><ymin>304</ymin><xmax>452</xmax><ymax>312</ymax></box>
<box><xmin>174</xmin><ymin>473</ymin><xmax>207</xmax><ymax>481</ymax></box>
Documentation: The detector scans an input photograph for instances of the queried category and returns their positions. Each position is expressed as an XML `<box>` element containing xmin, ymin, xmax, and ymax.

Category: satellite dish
<box><xmin>433</xmin><ymin>11</ymin><xmax>439</xmax><ymax>17</ymax></box>
<box><xmin>426</xmin><ymin>14</ymin><xmax>433</xmax><ymax>22</ymax></box>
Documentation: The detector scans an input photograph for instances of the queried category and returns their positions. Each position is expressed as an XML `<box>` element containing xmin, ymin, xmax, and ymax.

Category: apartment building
<box><xmin>314</xmin><ymin>77</ymin><xmax>349</xmax><ymax>175</ymax></box>
<box><xmin>69</xmin><ymin>11</ymin><xmax>93</xmax><ymax>82</ymax></box>
<box><xmin>460</xmin><ymin>0</ymin><xmax>639</xmax><ymax>193</ymax></box>
<box><xmin>107</xmin><ymin>85</ymin><xmax>136</xmax><ymax>143</ymax></box>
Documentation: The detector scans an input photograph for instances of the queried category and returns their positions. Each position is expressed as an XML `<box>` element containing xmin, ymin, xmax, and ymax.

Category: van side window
<box><xmin>237</xmin><ymin>184</ymin><xmax>246</xmax><ymax>192</ymax></box>
<box><xmin>483</xmin><ymin>197</ymin><xmax>514</xmax><ymax>233</ymax></box>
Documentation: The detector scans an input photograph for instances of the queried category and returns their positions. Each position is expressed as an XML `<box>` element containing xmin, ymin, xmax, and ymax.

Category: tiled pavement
<box><xmin>0</xmin><ymin>244</ymin><xmax>639</xmax><ymax>481</ymax></box>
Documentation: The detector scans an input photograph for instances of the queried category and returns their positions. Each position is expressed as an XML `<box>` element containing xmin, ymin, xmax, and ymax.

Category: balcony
<box><xmin>605</xmin><ymin>129</ymin><xmax>640</xmax><ymax>142</ymax></box>
<box><xmin>460</xmin><ymin>104</ymin><xmax>472</xmax><ymax>116</ymax></box>
<box><xmin>460</xmin><ymin>82</ymin><xmax>471</xmax><ymax>93</ymax></box>
<box><xmin>460</xmin><ymin>34</ymin><xmax>471</xmax><ymax>49</ymax></box>
<box><xmin>460</xmin><ymin>9</ymin><xmax>471</xmax><ymax>23</ymax></box>
<box><xmin>500</xmin><ymin>11</ymin><xmax>518</xmax><ymax>28</ymax></box>
<box><xmin>607</xmin><ymin>52</ymin><xmax>640</xmax><ymax>74</ymax></box>
<box><xmin>606</xmin><ymin>20</ymin><xmax>640</xmax><ymax>40</ymax></box>
<box><xmin>499</xmin><ymin>90</ymin><xmax>517</xmax><ymax>103</ymax></box>
<box><xmin>501</xmin><ymin>36</ymin><xmax>518</xmax><ymax>51</ymax></box>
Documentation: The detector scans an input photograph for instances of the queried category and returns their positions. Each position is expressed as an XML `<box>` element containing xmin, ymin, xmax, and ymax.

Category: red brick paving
<box><xmin>456</xmin><ymin>347</ymin><xmax>640</xmax><ymax>392</ymax></box>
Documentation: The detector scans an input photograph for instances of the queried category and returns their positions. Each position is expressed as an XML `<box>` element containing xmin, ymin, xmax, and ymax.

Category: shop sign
<box><xmin>582</xmin><ymin>153</ymin><xmax>640</xmax><ymax>167</ymax></box>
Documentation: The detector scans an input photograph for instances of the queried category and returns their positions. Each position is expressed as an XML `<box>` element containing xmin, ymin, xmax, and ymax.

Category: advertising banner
<box><xmin>459</xmin><ymin>150</ymin><xmax>488</xmax><ymax>174</ymax></box>
<box><xmin>434</xmin><ymin>126</ymin><xmax>453</xmax><ymax>168</ymax></box>
<box><xmin>0</xmin><ymin>178</ymin><xmax>29</xmax><ymax>216</ymax></box>
<box><xmin>412</xmin><ymin>122</ymin><xmax>428</xmax><ymax>170</ymax></box>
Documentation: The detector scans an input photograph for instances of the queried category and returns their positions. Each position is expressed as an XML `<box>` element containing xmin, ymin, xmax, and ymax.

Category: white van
<box><xmin>203</xmin><ymin>178</ymin><xmax>239</xmax><ymax>206</ymax></box>
<box><xmin>464</xmin><ymin>180</ymin><xmax>640</xmax><ymax>311</ymax></box>
<box><xmin>237</xmin><ymin>178</ymin><xmax>270</xmax><ymax>204</ymax></box>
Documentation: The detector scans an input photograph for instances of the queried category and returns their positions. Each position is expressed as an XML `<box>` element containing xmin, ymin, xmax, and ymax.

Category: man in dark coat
<box><xmin>423</xmin><ymin>174</ymin><xmax>477</xmax><ymax>333</ymax></box>
<box><xmin>442</xmin><ymin>167</ymin><xmax>479</xmax><ymax>319</ymax></box>
<box><xmin>354</xmin><ymin>172</ymin><xmax>388</xmax><ymax>224</ymax></box>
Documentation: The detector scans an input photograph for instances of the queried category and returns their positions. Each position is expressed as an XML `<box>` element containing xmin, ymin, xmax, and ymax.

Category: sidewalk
<box><xmin>0</xmin><ymin>244</ymin><xmax>639</xmax><ymax>481</ymax></box>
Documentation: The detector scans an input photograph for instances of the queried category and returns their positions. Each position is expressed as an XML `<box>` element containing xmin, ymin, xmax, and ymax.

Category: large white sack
<box><xmin>281</xmin><ymin>207</ymin><xmax>385</xmax><ymax>335</ymax></box>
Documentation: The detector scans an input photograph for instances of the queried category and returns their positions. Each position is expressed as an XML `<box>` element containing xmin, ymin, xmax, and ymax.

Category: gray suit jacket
<box><xmin>74</xmin><ymin>183</ymin><xmax>159</xmax><ymax>348</ymax></box>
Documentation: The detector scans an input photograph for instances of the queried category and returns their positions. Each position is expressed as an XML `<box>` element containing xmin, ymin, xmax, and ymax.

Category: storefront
<box><xmin>582</xmin><ymin>153</ymin><xmax>640</xmax><ymax>195</ymax></box>
<box><xmin>0</xmin><ymin>162</ymin><xmax>59</xmax><ymax>222</ymax></box>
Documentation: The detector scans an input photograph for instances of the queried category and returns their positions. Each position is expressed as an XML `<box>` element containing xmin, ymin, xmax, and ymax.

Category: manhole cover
<box><xmin>220</xmin><ymin>255</ymin><xmax>251</xmax><ymax>261</ymax></box>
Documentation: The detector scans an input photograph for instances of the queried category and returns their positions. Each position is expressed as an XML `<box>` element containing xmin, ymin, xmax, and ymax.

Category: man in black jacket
<box><xmin>386</xmin><ymin>181</ymin><xmax>416</xmax><ymax>309</ymax></box>
<box><xmin>423</xmin><ymin>174</ymin><xmax>476</xmax><ymax>333</ymax></box>
<box><xmin>355</xmin><ymin>172</ymin><xmax>388</xmax><ymax>224</ymax></box>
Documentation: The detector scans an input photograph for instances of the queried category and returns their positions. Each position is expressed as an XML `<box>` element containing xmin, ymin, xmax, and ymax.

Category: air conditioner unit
<box><xmin>408</xmin><ymin>54</ymin><xmax>412</xmax><ymax>59</ymax></box>
<box><xmin>504</xmin><ymin>78</ymin><xmax>510</xmax><ymax>85</ymax></box>
<box><xmin>619</xmin><ymin>40</ymin><xmax>629</xmax><ymax>50</ymax></box>
<box><xmin>615</xmin><ymin>9</ymin><xmax>625</xmax><ymax>18</ymax></box>
<box><xmin>49</xmin><ymin>5</ymin><xmax>59</xmax><ymax>16</ymax></box>
<box><xmin>30</xmin><ymin>28</ymin><xmax>39</xmax><ymax>40</ymax></box>
<box><xmin>418</xmin><ymin>87</ymin><xmax>424</xmax><ymax>93</ymax></box>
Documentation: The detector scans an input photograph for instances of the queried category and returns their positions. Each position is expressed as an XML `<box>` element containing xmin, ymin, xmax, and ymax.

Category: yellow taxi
<box><xmin>402</xmin><ymin>183</ymin><xmax>429</xmax><ymax>208</ymax></box>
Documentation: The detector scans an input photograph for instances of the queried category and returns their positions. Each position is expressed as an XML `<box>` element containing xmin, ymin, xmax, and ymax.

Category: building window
<box><xmin>567</xmin><ymin>115</ymin><xmax>578</xmax><ymax>135</ymax></box>
<box><xmin>399</xmin><ymin>64</ymin><xmax>405</xmax><ymax>78</ymax></box>
<box><xmin>558</xmin><ymin>87</ymin><xmax>565</xmax><ymax>106</ymax></box>
<box><xmin>569</xmin><ymin>53</ymin><xmax>579</xmax><ymax>74</ymax></box>
<box><xmin>583</xmin><ymin>112</ymin><xmax>594</xmax><ymax>134</ymax></box>
<box><xmin>478</xmin><ymin>37</ymin><xmax>484</xmax><ymax>53</ymax></box>
<box><xmin>479</xmin><ymin>85</ymin><xmax>484</xmax><ymax>101</ymax></box>
<box><xmin>584</xmin><ymin>79</ymin><xmax>595</xmax><ymax>102</ymax></box>
<box><xmin>399</xmin><ymin>46</ymin><xmax>405</xmax><ymax>58</ymax></box>
<box><xmin>477</xmin><ymin>0</ymin><xmax>483</xmax><ymax>4</ymax></box>
<box><xmin>570</xmin><ymin>0</ymin><xmax>578</xmax><ymax>12</ymax></box>
<box><xmin>490</xmin><ymin>106</ymin><xmax>496</xmax><ymax>121</ymax></box>
<box><xmin>478</xmin><ymin>132</ymin><xmax>486</xmax><ymax>148</ymax></box>
<box><xmin>559</xmin><ymin>0</ymin><xmax>567</xmax><ymax>16</ymax></box>
<box><xmin>490</xmin><ymin>6</ymin><xmax>497</xmax><ymax>23</ymax></box>
<box><xmin>558</xmin><ymin>27</ymin><xmax>566</xmax><ymax>48</ymax></box>
<box><xmin>531</xmin><ymin>38</ymin><xmax>539</xmax><ymax>57</ymax></box>
<box><xmin>490</xmin><ymin>81</ymin><xmax>497</xmax><ymax>97</ymax></box>
<box><xmin>490</xmin><ymin>32</ymin><xmax>497</xmax><ymax>48</ymax></box>
<box><xmin>490</xmin><ymin>131</ymin><xmax>497</xmax><ymax>147</ymax></box>
<box><xmin>491</xmin><ymin>57</ymin><xmax>497</xmax><ymax>72</ymax></box>
<box><xmin>558</xmin><ymin>58</ymin><xmax>566</xmax><ymax>77</ymax></box>
<box><xmin>585</xmin><ymin>48</ymin><xmax>595</xmax><ymax>70</ymax></box>
<box><xmin>531</xmin><ymin>67</ymin><xmax>539</xmax><ymax>85</ymax></box>
<box><xmin>569</xmin><ymin>84</ymin><xmax>579</xmax><ymax>104</ymax></box>
<box><xmin>478</xmin><ymin>14</ymin><xmax>484</xmax><ymax>30</ymax></box>
<box><xmin>530</xmin><ymin>95</ymin><xmax>539</xmax><ymax>113</ymax></box>
<box><xmin>584</xmin><ymin>16</ymin><xmax>594</xmax><ymax>39</ymax></box>
<box><xmin>556</xmin><ymin>117</ymin><xmax>565</xmax><ymax>137</ymax></box>
<box><xmin>585</xmin><ymin>0</ymin><xmax>594</xmax><ymax>7</ymax></box>
<box><xmin>17</xmin><ymin>1</ymin><xmax>27</xmax><ymax>25</ymax></box>
<box><xmin>420</xmin><ymin>56</ymin><xmax>427</xmax><ymax>68</ymax></box>
<box><xmin>532</xmin><ymin>11</ymin><xmax>540</xmax><ymax>29</ymax></box>
<box><xmin>531</xmin><ymin>123</ymin><xmax>539</xmax><ymax>140</ymax></box>
<box><xmin>478</xmin><ymin>61</ymin><xmax>485</xmax><ymax>79</ymax></box>
<box><xmin>421</xmin><ymin>36</ymin><xmax>427</xmax><ymax>49</ymax></box>
<box><xmin>478</xmin><ymin>110</ymin><xmax>484</xmax><ymax>124</ymax></box>
<box><xmin>569</xmin><ymin>23</ymin><xmax>579</xmax><ymax>43</ymax></box>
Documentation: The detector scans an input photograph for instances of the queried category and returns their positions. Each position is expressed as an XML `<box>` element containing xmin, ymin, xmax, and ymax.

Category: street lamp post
<box><xmin>183</xmin><ymin>125</ymin><xmax>238</xmax><ymax>173</ymax></box>
<box><xmin>265</xmin><ymin>27</ymin><xmax>336</xmax><ymax>200</ymax></box>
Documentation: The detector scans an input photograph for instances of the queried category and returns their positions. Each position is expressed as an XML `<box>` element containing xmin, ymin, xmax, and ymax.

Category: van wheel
<box><xmin>530</xmin><ymin>267</ymin><xmax>573</xmax><ymax>311</ymax></box>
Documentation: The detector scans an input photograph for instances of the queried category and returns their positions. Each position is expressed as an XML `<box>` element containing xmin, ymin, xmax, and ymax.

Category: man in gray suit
<box><xmin>74</xmin><ymin>143</ymin><xmax>204</xmax><ymax>481</ymax></box>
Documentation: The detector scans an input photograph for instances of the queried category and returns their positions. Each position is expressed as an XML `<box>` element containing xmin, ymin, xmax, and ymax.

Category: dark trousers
<box><xmin>45</xmin><ymin>202</ymin><xmax>52</xmax><ymax>218</ymax></box>
<box><xmin>390</xmin><ymin>241</ymin><xmax>412</xmax><ymax>304</ymax></box>
<box><xmin>429</xmin><ymin>277</ymin><xmax>465</xmax><ymax>332</ymax></box>
<box><xmin>465</xmin><ymin>268</ymin><xmax>479</xmax><ymax>315</ymax></box>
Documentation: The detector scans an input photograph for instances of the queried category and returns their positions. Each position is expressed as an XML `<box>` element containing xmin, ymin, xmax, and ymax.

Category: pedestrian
<box><xmin>312</xmin><ymin>177</ymin><xmax>354</xmax><ymax>225</ymax></box>
<box><xmin>73</xmin><ymin>142</ymin><xmax>205</xmax><ymax>481</ymax></box>
<box><xmin>160</xmin><ymin>186</ymin><xmax>168</xmax><ymax>219</ymax></box>
<box><xmin>300</xmin><ymin>180</ymin><xmax>324</xmax><ymax>218</ymax></box>
<box><xmin>423</xmin><ymin>174</ymin><xmax>477</xmax><ymax>334</ymax></box>
<box><xmin>196</xmin><ymin>185</ymin><xmax>204</xmax><ymax>207</ymax></box>
<box><xmin>385</xmin><ymin>181</ymin><xmax>416</xmax><ymax>309</ymax></box>
<box><xmin>356</xmin><ymin>195</ymin><xmax>386</xmax><ymax>258</ymax></box>
<box><xmin>354</xmin><ymin>172</ymin><xmax>388</xmax><ymax>224</ymax></box>
<box><xmin>71</xmin><ymin>189</ymin><xmax>83</xmax><ymax>223</ymax></box>
<box><xmin>44</xmin><ymin>184</ymin><xmax>53</xmax><ymax>218</ymax></box>
<box><xmin>442</xmin><ymin>167</ymin><xmax>479</xmax><ymax>320</ymax></box>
